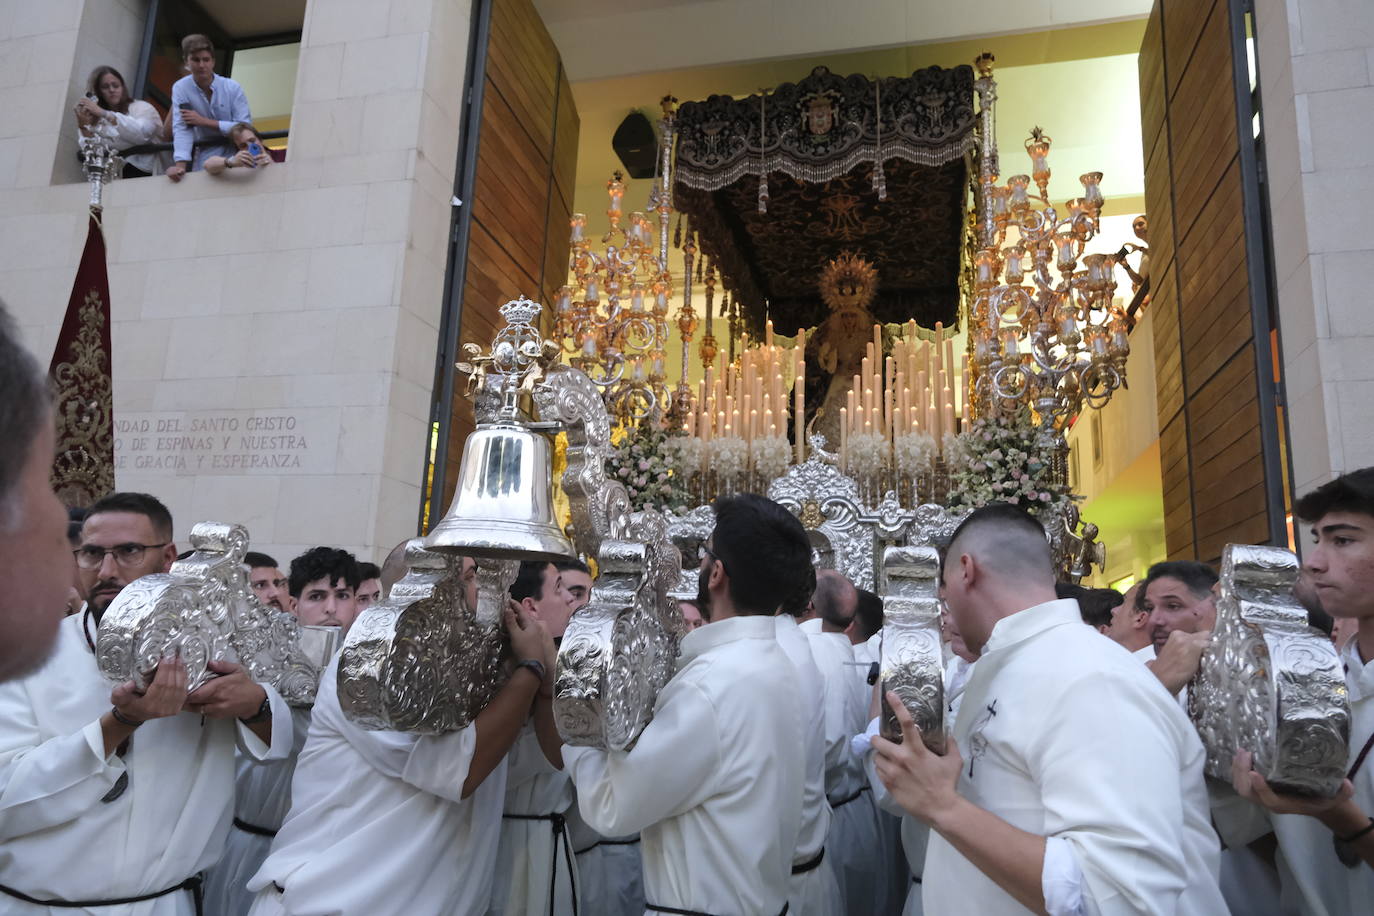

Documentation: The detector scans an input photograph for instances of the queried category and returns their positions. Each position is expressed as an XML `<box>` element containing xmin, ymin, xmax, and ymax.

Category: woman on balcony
<box><xmin>73</xmin><ymin>65</ymin><xmax>166</xmax><ymax>178</ymax></box>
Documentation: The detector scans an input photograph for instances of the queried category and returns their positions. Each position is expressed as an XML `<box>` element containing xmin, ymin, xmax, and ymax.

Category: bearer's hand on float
<box><xmin>506</xmin><ymin>601</ymin><xmax>555</xmax><ymax>673</ymax></box>
<box><xmin>872</xmin><ymin>690</ymin><xmax>964</xmax><ymax>828</ymax></box>
<box><xmin>110</xmin><ymin>654</ymin><xmax>190</xmax><ymax>722</ymax></box>
<box><xmin>184</xmin><ymin>660</ymin><xmax>267</xmax><ymax>719</ymax></box>
<box><xmin>1231</xmin><ymin>748</ymin><xmax>1355</xmax><ymax>818</ymax></box>
<box><xmin>1147</xmin><ymin>629</ymin><xmax>1210</xmax><ymax>696</ymax></box>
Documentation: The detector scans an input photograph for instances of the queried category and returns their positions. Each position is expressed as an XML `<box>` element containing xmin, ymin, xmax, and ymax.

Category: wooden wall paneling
<box><xmin>1138</xmin><ymin>4</ymin><xmax>1168</xmax><ymax>186</ymax></box>
<box><xmin>439</xmin><ymin>0</ymin><xmax>578</xmax><ymax>510</ymax></box>
<box><xmin>1152</xmin><ymin>267</ymin><xmax>1185</xmax><ymax>424</ymax></box>
<box><xmin>1139</xmin><ymin>0</ymin><xmax>1274</xmax><ymax>559</ymax></box>
<box><xmin>1162</xmin><ymin>0</ymin><xmax>1215</xmax><ymax>101</ymax></box>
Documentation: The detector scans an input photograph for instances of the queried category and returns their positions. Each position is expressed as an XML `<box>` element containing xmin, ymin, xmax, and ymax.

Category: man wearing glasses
<box><xmin>0</xmin><ymin>491</ymin><xmax>291</xmax><ymax>914</ymax></box>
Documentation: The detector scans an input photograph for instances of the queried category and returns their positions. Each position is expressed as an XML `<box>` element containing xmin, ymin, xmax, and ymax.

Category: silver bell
<box><xmin>424</xmin><ymin>423</ymin><xmax>574</xmax><ymax>562</ymax></box>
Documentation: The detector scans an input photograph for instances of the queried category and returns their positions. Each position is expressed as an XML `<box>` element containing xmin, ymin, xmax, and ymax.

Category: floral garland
<box><xmin>946</xmin><ymin>410</ymin><xmax>1075</xmax><ymax>518</ymax></box>
<box><xmin>608</xmin><ymin>422</ymin><xmax>692</xmax><ymax>513</ymax></box>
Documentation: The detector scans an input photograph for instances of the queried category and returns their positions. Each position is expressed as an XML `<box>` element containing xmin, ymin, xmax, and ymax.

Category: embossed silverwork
<box><xmin>97</xmin><ymin>522</ymin><xmax>328</xmax><ymax>706</ymax></box>
<box><xmin>339</xmin><ymin>540</ymin><xmax>511</xmax><ymax>733</ymax></box>
<box><xmin>1191</xmin><ymin>544</ymin><xmax>1350</xmax><ymax>796</ymax></box>
<box><xmin>878</xmin><ymin>546</ymin><xmax>945</xmax><ymax>751</ymax></box>
<box><xmin>344</xmin><ymin>296</ymin><xmax>683</xmax><ymax>747</ymax></box>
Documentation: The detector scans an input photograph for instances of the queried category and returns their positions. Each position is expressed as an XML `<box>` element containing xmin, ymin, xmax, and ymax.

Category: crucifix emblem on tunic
<box><xmin>965</xmin><ymin>698</ymin><xmax>998</xmax><ymax>778</ymax></box>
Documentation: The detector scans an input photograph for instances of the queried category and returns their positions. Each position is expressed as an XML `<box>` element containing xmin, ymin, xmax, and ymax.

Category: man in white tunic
<box><xmin>487</xmin><ymin>560</ymin><xmax>580</xmax><ymax>916</ymax></box>
<box><xmin>204</xmin><ymin>547</ymin><xmax>363</xmax><ymax>916</ymax></box>
<box><xmin>872</xmin><ymin>503</ymin><xmax>1226</xmax><ymax>915</ymax></box>
<box><xmin>1221</xmin><ymin>469</ymin><xmax>1374</xmax><ymax>914</ymax></box>
<box><xmin>246</xmin><ymin>598</ymin><xmax>558</xmax><ymax>916</ymax></box>
<box><xmin>0</xmin><ymin>308</ymin><xmax>69</xmax><ymax>683</ymax></box>
<box><xmin>773</xmin><ymin>568</ymin><xmax>843</xmax><ymax>915</ymax></box>
<box><xmin>805</xmin><ymin>571</ymin><xmax>882</xmax><ymax>916</ymax></box>
<box><xmin>0</xmin><ymin>492</ymin><xmax>291</xmax><ymax>914</ymax></box>
<box><xmin>564</xmin><ymin>494</ymin><xmax>808</xmax><ymax>916</ymax></box>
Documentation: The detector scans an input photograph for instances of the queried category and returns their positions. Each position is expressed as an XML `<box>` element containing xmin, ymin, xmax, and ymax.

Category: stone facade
<box><xmin>0</xmin><ymin>0</ymin><xmax>472</xmax><ymax>563</ymax></box>
<box><xmin>1254</xmin><ymin>0</ymin><xmax>1374</xmax><ymax>497</ymax></box>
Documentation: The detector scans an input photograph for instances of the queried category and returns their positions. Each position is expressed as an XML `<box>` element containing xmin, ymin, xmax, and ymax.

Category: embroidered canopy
<box><xmin>673</xmin><ymin>65</ymin><xmax>977</xmax><ymax>336</ymax></box>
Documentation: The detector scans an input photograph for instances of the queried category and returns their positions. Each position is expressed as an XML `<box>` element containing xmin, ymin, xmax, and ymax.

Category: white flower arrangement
<box><xmin>608</xmin><ymin>422</ymin><xmax>691</xmax><ymax>513</ymax></box>
<box><xmin>946</xmin><ymin>409</ymin><xmax>1074</xmax><ymax>518</ymax></box>
<box><xmin>709</xmin><ymin>436</ymin><xmax>750</xmax><ymax>479</ymax></box>
<box><xmin>894</xmin><ymin>432</ymin><xmax>937</xmax><ymax>477</ymax></box>
<box><xmin>751</xmin><ymin>435</ymin><xmax>793</xmax><ymax>480</ymax></box>
<box><xmin>662</xmin><ymin>435</ymin><xmax>703</xmax><ymax>476</ymax></box>
<box><xmin>847</xmin><ymin>431</ymin><xmax>891</xmax><ymax>478</ymax></box>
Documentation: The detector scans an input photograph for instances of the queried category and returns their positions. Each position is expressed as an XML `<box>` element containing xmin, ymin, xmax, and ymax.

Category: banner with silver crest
<box><xmin>1191</xmin><ymin>543</ymin><xmax>1350</xmax><ymax>796</ymax></box>
<box><xmin>96</xmin><ymin>522</ymin><xmax>335</xmax><ymax>706</ymax></box>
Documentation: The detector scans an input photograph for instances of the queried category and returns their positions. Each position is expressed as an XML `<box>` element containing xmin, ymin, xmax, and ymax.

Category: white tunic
<box><xmin>245</xmin><ymin>655</ymin><xmax>507</xmax><ymax>916</ymax></box>
<box><xmin>567</xmin><ymin>804</ymin><xmax>643</xmax><ymax>916</ymax></box>
<box><xmin>1216</xmin><ymin>637</ymin><xmax>1374</xmax><ymax>916</ymax></box>
<box><xmin>0</xmin><ymin>612</ymin><xmax>289</xmax><ymax>915</ymax></box>
<box><xmin>772</xmin><ymin>616</ymin><xmax>842</xmax><ymax>915</ymax></box>
<box><xmin>923</xmin><ymin>600</ymin><xmax>1226</xmax><ymax>915</ymax></box>
<box><xmin>805</xmin><ymin>630</ymin><xmax>882</xmax><ymax>916</ymax></box>
<box><xmin>564</xmin><ymin>615</ymin><xmax>805</xmax><ymax>916</ymax></box>
<box><xmin>203</xmin><ymin>707</ymin><xmax>314</xmax><ymax>916</ymax></box>
<box><xmin>486</xmin><ymin>724</ymin><xmax>578</xmax><ymax>916</ymax></box>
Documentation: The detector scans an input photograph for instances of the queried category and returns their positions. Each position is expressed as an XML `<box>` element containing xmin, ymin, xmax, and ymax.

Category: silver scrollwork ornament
<box><xmin>878</xmin><ymin>546</ymin><xmax>945</xmax><ymax>752</ymax></box>
<box><xmin>534</xmin><ymin>360</ymin><xmax>685</xmax><ymax>750</ymax></box>
<box><xmin>1191</xmin><ymin>544</ymin><xmax>1350</xmax><ymax>796</ymax></box>
<box><xmin>339</xmin><ymin>540</ymin><xmax>510</xmax><ymax>733</ymax></box>
<box><xmin>97</xmin><ymin>522</ymin><xmax>330</xmax><ymax>706</ymax></box>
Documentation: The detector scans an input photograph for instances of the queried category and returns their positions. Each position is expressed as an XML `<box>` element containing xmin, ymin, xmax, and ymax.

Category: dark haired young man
<box><xmin>245</xmin><ymin>551</ymin><xmax>291</xmax><ymax>613</ymax></box>
<box><xmin>166</xmin><ymin>33</ymin><xmax>251</xmax><ymax>181</ymax></box>
<box><xmin>355</xmin><ymin>562</ymin><xmax>382</xmax><ymax>611</ymax></box>
<box><xmin>1141</xmin><ymin>561</ymin><xmax>1218</xmax><ymax>699</ymax></box>
<box><xmin>0</xmin><ymin>492</ymin><xmax>291</xmax><ymax>913</ymax></box>
<box><xmin>555</xmin><ymin>558</ymin><xmax>593</xmax><ymax>612</ymax></box>
<box><xmin>488</xmin><ymin>560</ymin><xmax>580</xmax><ymax>916</ymax></box>
<box><xmin>565</xmin><ymin>493</ymin><xmax>809</xmax><ymax>915</ymax></box>
<box><xmin>207</xmin><ymin>546</ymin><xmax>361</xmax><ymax>915</ymax></box>
<box><xmin>1225</xmin><ymin>468</ymin><xmax>1374</xmax><ymax>909</ymax></box>
<box><xmin>872</xmin><ymin>503</ymin><xmax>1225</xmax><ymax>915</ymax></box>
<box><xmin>288</xmin><ymin>546</ymin><xmax>361</xmax><ymax>630</ymax></box>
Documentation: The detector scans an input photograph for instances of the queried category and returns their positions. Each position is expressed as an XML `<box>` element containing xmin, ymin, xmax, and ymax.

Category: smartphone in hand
<box><xmin>247</xmin><ymin>140</ymin><xmax>262</xmax><ymax>168</ymax></box>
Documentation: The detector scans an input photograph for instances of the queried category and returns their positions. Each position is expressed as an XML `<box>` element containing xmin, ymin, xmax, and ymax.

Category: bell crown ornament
<box><xmin>425</xmin><ymin>297</ymin><xmax>575</xmax><ymax>562</ymax></box>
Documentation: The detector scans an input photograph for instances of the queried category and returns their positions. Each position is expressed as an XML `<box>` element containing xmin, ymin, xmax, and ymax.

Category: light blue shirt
<box><xmin>170</xmin><ymin>73</ymin><xmax>252</xmax><ymax>170</ymax></box>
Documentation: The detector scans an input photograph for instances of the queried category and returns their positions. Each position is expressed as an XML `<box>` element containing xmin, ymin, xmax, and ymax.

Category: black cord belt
<box><xmin>791</xmin><ymin>846</ymin><xmax>825</xmax><ymax>875</ymax></box>
<box><xmin>829</xmin><ymin>785</ymin><xmax>869</xmax><ymax>808</ymax></box>
<box><xmin>502</xmin><ymin>812</ymin><xmax>578</xmax><ymax>916</ymax></box>
<box><xmin>233</xmin><ymin>816</ymin><xmax>278</xmax><ymax>838</ymax></box>
<box><xmin>574</xmin><ymin>836</ymin><xmax>641</xmax><ymax>856</ymax></box>
<box><xmin>647</xmin><ymin>903</ymin><xmax>788</xmax><ymax>916</ymax></box>
<box><xmin>0</xmin><ymin>874</ymin><xmax>204</xmax><ymax>914</ymax></box>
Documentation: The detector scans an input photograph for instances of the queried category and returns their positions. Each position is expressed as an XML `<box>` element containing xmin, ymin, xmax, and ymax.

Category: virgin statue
<box><xmin>803</xmin><ymin>251</ymin><xmax>889</xmax><ymax>449</ymax></box>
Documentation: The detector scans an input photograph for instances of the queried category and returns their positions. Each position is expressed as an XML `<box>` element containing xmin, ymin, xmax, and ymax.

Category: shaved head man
<box><xmin>874</xmin><ymin>503</ymin><xmax>1226</xmax><ymax>915</ymax></box>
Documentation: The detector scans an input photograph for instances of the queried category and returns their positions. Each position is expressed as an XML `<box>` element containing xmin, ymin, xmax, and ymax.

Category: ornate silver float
<box><xmin>340</xmin><ymin>297</ymin><xmax>684</xmax><ymax>748</ymax></box>
<box><xmin>877</xmin><ymin>545</ymin><xmax>946</xmax><ymax>751</ymax></box>
<box><xmin>1191</xmin><ymin>543</ymin><xmax>1350</xmax><ymax>796</ymax></box>
<box><xmin>97</xmin><ymin>522</ymin><xmax>333</xmax><ymax>706</ymax></box>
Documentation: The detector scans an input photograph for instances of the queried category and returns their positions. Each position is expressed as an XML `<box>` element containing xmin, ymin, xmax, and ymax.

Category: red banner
<box><xmin>49</xmin><ymin>214</ymin><xmax>114</xmax><ymax>508</ymax></box>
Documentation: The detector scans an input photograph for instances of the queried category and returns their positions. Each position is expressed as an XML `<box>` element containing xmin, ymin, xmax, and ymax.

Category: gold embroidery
<box><xmin>50</xmin><ymin>291</ymin><xmax>114</xmax><ymax>507</ymax></box>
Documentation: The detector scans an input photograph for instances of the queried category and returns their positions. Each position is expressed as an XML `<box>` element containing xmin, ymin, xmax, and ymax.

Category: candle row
<box><xmin>837</xmin><ymin>321</ymin><xmax>969</xmax><ymax>471</ymax></box>
<box><xmin>686</xmin><ymin>318</ymin><xmax>805</xmax><ymax>461</ymax></box>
